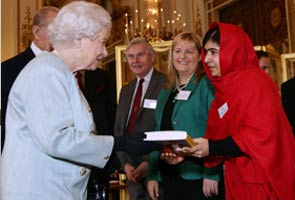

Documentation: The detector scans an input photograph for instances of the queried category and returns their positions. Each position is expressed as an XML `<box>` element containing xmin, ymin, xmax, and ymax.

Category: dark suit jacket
<box><xmin>81</xmin><ymin>68</ymin><xmax>118</xmax><ymax>198</ymax></box>
<box><xmin>1</xmin><ymin>47</ymin><xmax>35</xmax><ymax>152</ymax></box>
<box><xmin>281</xmin><ymin>76</ymin><xmax>295</xmax><ymax>135</ymax></box>
<box><xmin>83</xmin><ymin>68</ymin><xmax>117</xmax><ymax>134</ymax></box>
<box><xmin>114</xmin><ymin>69</ymin><xmax>167</xmax><ymax>167</ymax></box>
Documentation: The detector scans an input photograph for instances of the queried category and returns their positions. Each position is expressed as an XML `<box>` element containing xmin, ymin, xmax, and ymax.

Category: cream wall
<box><xmin>1</xmin><ymin>0</ymin><xmax>19</xmax><ymax>62</ymax></box>
<box><xmin>1</xmin><ymin>0</ymin><xmax>42</xmax><ymax>62</ymax></box>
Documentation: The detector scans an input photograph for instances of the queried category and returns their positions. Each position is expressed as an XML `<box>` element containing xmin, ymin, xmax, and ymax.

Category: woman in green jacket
<box><xmin>147</xmin><ymin>32</ymin><xmax>223</xmax><ymax>200</ymax></box>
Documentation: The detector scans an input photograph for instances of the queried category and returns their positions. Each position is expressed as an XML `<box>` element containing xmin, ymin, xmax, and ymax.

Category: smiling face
<box><xmin>126</xmin><ymin>43</ymin><xmax>155</xmax><ymax>78</ymax></box>
<box><xmin>173</xmin><ymin>40</ymin><xmax>201</xmax><ymax>77</ymax></box>
<box><xmin>80</xmin><ymin>28</ymin><xmax>109</xmax><ymax>71</ymax></box>
<box><xmin>204</xmin><ymin>40</ymin><xmax>221</xmax><ymax>77</ymax></box>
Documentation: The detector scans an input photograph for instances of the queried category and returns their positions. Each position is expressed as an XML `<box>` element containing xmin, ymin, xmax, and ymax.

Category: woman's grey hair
<box><xmin>48</xmin><ymin>1</ymin><xmax>111</xmax><ymax>48</ymax></box>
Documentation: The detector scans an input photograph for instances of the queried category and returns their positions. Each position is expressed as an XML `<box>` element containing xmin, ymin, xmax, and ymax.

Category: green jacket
<box><xmin>147</xmin><ymin>75</ymin><xmax>222</xmax><ymax>181</ymax></box>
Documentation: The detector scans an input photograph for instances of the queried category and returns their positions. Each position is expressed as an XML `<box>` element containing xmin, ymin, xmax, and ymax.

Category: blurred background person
<box><xmin>255</xmin><ymin>50</ymin><xmax>271</xmax><ymax>74</ymax></box>
<box><xmin>147</xmin><ymin>32</ymin><xmax>223</xmax><ymax>200</ymax></box>
<box><xmin>1</xmin><ymin>6</ymin><xmax>59</xmax><ymax>153</ymax></box>
<box><xmin>114</xmin><ymin>37</ymin><xmax>167</xmax><ymax>200</ymax></box>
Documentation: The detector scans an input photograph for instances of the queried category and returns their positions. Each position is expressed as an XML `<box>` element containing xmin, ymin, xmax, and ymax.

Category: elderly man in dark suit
<box><xmin>114</xmin><ymin>37</ymin><xmax>167</xmax><ymax>200</ymax></box>
<box><xmin>1</xmin><ymin>6</ymin><xmax>59</xmax><ymax>152</ymax></box>
<box><xmin>281</xmin><ymin>76</ymin><xmax>295</xmax><ymax>136</ymax></box>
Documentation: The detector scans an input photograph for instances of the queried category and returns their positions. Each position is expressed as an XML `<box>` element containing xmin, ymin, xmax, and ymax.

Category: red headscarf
<box><xmin>202</xmin><ymin>22</ymin><xmax>295</xmax><ymax>200</ymax></box>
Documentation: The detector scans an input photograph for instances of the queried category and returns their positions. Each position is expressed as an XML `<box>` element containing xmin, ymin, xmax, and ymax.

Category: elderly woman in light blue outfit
<box><xmin>1</xmin><ymin>2</ymin><xmax>114</xmax><ymax>200</ymax></box>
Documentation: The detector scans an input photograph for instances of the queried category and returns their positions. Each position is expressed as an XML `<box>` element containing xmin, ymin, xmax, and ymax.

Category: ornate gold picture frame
<box><xmin>281</xmin><ymin>53</ymin><xmax>295</xmax><ymax>83</ymax></box>
<box><xmin>115</xmin><ymin>41</ymin><xmax>172</xmax><ymax>101</ymax></box>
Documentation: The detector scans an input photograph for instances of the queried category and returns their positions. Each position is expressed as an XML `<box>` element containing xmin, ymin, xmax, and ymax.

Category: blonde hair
<box><xmin>165</xmin><ymin>32</ymin><xmax>205</xmax><ymax>89</ymax></box>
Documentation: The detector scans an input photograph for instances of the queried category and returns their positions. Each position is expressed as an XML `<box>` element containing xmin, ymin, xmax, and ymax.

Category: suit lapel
<box><xmin>137</xmin><ymin>70</ymin><xmax>160</xmax><ymax>115</ymax></box>
<box><xmin>123</xmin><ymin>79</ymin><xmax>137</xmax><ymax>125</ymax></box>
<box><xmin>172</xmin><ymin>75</ymin><xmax>197</xmax><ymax>118</ymax></box>
<box><xmin>144</xmin><ymin>70</ymin><xmax>160</xmax><ymax>99</ymax></box>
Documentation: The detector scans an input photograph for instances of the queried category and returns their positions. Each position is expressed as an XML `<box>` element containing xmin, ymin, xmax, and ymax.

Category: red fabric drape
<box><xmin>202</xmin><ymin>22</ymin><xmax>295</xmax><ymax>200</ymax></box>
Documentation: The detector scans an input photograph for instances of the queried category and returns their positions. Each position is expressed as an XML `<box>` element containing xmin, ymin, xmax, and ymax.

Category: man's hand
<box><xmin>124</xmin><ymin>163</ymin><xmax>137</xmax><ymax>183</ymax></box>
<box><xmin>132</xmin><ymin>161</ymin><xmax>148</xmax><ymax>181</ymax></box>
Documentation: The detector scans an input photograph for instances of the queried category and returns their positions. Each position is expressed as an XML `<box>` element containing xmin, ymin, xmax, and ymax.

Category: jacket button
<box><xmin>80</xmin><ymin>168</ymin><xmax>86</xmax><ymax>176</ymax></box>
<box><xmin>104</xmin><ymin>155</ymin><xmax>110</xmax><ymax>160</ymax></box>
<box><xmin>88</xmin><ymin>107</ymin><xmax>92</xmax><ymax>112</ymax></box>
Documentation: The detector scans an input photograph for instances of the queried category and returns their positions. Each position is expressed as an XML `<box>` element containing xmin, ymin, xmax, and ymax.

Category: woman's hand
<box><xmin>190</xmin><ymin>138</ymin><xmax>209</xmax><ymax>157</ymax></box>
<box><xmin>147</xmin><ymin>180</ymin><xmax>159</xmax><ymax>200</ymax></box>
<box><xmin>160</xmin><ymin>152</ymin><xmax>184</xmax><ymax>165</ymax></box>
<box><xmin>174</xmin><ymin>138</ymin><xmax>209</xmax><ymax>158</ymax></box>
<box><xmin>160</xmin><ymin>145</ymin><xmax>184</xmax><ymax>165</ymax></box>
<box><xmin>202</xmin><ymin>178</ymin><xmax>218</xmax><ymax>197</ymax></box>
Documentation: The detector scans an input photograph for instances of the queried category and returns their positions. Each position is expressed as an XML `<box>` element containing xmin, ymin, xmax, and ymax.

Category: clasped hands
<box><xmin>160</xmin><ymin>137</ymin><xmax>209</xmax><ymax>165</ymax></box>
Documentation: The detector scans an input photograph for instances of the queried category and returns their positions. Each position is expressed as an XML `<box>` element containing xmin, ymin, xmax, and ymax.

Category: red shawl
<box><xmin>202</xmin><ymin>22</ymin><xmax>295</xmax><ymax>200</ymax></box>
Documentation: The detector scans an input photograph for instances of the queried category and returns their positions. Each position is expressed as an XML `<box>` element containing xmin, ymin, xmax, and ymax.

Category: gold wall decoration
<box><xmin>286</xmin><ymin>0</ymin><xmax>295</xmax><ymax>52</ymax></box>
<box><xmin>115</xmin><ymin>40</ymin><xmax>172</xmax><ymax>101</ymax></box>
<box><xmin>18</xmin><ymin>0</ymin><xmax>41</xmax><ymax>52</ymax></box>
<box><xmin>281</xmin><ymin>53</ymin><xmax>295</xmax><ymax>83</ymax></box>
<box><xmin>20</xmin><ymin>6</ymin><xmax>34</xmax><ymax>52</ymax></box>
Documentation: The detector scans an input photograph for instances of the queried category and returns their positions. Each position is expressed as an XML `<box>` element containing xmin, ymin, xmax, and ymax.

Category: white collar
<box><xmin>137</xmin><ymin>67</ymin><xmax>154</xmax><ymax>82</ymax></box>
<box><xmin>30</xmin><ymin>42</ymin><xmax>44</xmax><ymax>56</ymax></box>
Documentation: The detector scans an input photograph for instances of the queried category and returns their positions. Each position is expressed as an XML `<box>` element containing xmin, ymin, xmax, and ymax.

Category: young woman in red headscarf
<box><xmin>177</xmin><ymin>22</ymin><xmax>295</xmax><ymax>199</ymax></box>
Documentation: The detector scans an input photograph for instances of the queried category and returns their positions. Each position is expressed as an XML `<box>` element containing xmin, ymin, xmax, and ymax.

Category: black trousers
<box><xmin>160</xmin><ymin>163</ymin><xmax>225</xmax><ymax>200</ymax></box>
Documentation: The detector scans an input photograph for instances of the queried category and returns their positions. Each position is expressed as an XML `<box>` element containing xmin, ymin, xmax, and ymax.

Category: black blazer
<box><xmin>81</xmin><ymin>68</ymin><xmax>118</xmax><ymax>194</ymax></box>
<box><xmin>1</xmin><ymin>47</ymin><xmax>35</xmax><ymax>152</ymax></box>
<box><xmin>281</xmin><ymin>76</ymin><xmax>295</xmax><ymax>135</ymax></box>
<box><xmin>82</xmin><ymin>68</ymin><xmax>117</xmax><ymax>134</ymax></box>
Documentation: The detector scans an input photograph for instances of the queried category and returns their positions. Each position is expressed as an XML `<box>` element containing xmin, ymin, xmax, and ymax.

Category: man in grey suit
<box><xmin>115</xmin><ymin>37</ymin><xmax>167</xmax><ymax>200</ymax></box>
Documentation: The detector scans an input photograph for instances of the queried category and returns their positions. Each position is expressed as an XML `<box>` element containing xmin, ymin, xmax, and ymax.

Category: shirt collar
<box><xmin>137</xmin><ymin>67</ymin><xmax>154</xmax><ymax>83</ymax></box>
<box><xmin>30</xmin><ymin>42</ymin><xmax>44</xmax><ymax>56</ymax></box>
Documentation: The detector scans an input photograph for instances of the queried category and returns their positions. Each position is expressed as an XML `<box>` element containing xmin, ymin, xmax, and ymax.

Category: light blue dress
<box><xmin>1</xmin><ymin>52</ymin><xmax>114</xmax><ymax>200</ymax></box>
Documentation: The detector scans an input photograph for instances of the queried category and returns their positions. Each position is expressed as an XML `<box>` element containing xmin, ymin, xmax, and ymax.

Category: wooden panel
<box><xmin>219</xmin><ymin>0</ymin><xmax>287</xmax><ymax>52</ymax></box>
<box><xmin>219</xmin><ymin>0</ymin><xmax>256</xmax><ymax>43</ymax></box>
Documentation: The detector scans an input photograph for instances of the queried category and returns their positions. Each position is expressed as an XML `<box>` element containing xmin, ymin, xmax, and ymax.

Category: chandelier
<box><xmin>124</xmin><ymin>0</ymin><xmax>186</xmax><ymax>43</ymax></box>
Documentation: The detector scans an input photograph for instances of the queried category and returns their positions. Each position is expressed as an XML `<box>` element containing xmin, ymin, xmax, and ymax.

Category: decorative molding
<box><xmin>194</xmin><ymin>2</ymin><xmax>203</xmax><ymax>37</ymax></box>
<box><xmin>18</xmin><ymin>0</ymin><xmax>40</xmax><ymax>52</ymax></box>
<box><xmin>20</xmin><ymin>7</ymin><xmax>33</xmax><ymax>51</ymax></box>
<box><xmin>286</xmin><ymin>0</ymin><xmax>295</xmax><ymax>52</ymax></box>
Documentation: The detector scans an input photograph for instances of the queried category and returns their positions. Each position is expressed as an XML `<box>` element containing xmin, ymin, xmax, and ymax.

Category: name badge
<box><xmin>143</xmin><ymin>99</ymin><xmax>157</xmax><ymax>109</ymax></box>
<box><xmin>218</xmin><ymin>102</ymin><xmax>228</xmax><ymax>119</ymax></box>
<box><xmin>174</xmin><ymin>90</ymin><xmax>191</xmax><ymax>101</ymax></box>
